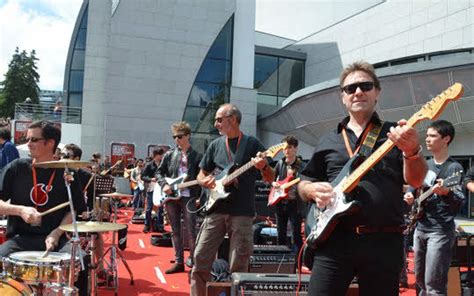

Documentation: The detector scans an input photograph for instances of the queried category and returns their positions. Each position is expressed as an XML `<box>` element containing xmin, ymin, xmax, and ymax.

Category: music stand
<box><xmin>94</xmin><ymin>176</ymin><xmax>115</xmax><ymax>221</ymax></box>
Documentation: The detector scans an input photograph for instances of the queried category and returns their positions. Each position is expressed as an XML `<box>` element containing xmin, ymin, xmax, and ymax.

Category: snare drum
<box><xmin>94</xmin><ymin>196</ymin><xmax>111</xmax><ymax>221</ymax></box>
<box><xmin>3</xmin><ymin>251</ymin><xmax>79</xmax><ymax>285</ymax></box>
<box><xmin>0</xmin><ymin>275</ymin><xmax>33</xmax><ymax>295</ymax></box>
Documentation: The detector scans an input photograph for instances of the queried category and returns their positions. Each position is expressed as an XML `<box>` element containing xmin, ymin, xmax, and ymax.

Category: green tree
<box><xmin>0</xmin><ymin>47</ymin><xmax>40</xmax><ymax>118</ymax></box>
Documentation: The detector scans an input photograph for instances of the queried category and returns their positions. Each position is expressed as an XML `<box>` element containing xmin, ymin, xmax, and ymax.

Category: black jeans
<box><xmin>0</xmin><ymin>234</ymin><xmax>89</xmax><ymax>296</ymax></box>
<box><xmin>308</xmin><ymin>226</ymin><xmax>404</xmax><ymax>296</ymax></box>
<box><xmin>275</xmin><ymin>200</ymin><xmax>303</xmax><ymax>251</ymax></box>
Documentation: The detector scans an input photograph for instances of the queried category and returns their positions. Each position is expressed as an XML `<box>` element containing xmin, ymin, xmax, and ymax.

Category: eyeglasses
<box><xmin>341</xmin><ymin>81</ymin><xmax>375</xmax><ymax>95</ymax></box>
<box><xmin>214</xmin><ymin>115</ymin><xmax>232</xmax><ymax>123</ymax></box>
<box><xmin>26</xmin><ymin>137</ymin><xmax>45</xmax><ymax>143</ymax></box>
<box><xmin>172</xmin><ymin>134</ymin><xmax>187</xmax><ymax>139</ymax></box>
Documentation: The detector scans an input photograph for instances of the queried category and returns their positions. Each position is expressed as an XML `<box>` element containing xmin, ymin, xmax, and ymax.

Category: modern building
<box><xmin>64</xmin><ymin>0</ymin><xmax>474</xmax><ymax>215</ymax></box>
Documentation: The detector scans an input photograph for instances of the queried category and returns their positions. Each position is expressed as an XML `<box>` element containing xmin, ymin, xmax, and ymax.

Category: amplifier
<box><xmin>231</xmin><ymin>272</ymin><xmax>310</xmax><ymax>296</ymax></box>
<box><xmin>249</xmin><ymin>245</ymin><xmax>295</xmax><ymax>274</ymax></box>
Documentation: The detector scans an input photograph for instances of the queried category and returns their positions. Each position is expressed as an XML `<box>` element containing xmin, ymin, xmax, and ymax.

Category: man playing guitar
<box><xmin>298</xmin><ymin>61</ymin><xmax>427</xmax><ymax>295</ymax></box>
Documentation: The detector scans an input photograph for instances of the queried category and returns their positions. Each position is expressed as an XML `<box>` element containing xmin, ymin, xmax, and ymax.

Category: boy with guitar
<box><xmin>268</xmin><ymin>135</ymin><xmax>305</xmax><ymax>262</ymax></box>
<box><xmin>407</xmin><ymin>120</ymin><xmax>464</xmax><ymax>295</ymax></box>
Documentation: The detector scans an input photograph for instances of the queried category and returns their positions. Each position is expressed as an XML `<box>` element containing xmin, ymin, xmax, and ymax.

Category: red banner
<box><xmin>147</xmin><ymin>144</ymin><xmax>171</xmax><ymax>157</ymax></box>
<box><xmin>14</xmin><ymin>120</ymin><xmax>32</xmax><ymax>145</ymax></box>
<box><xmin>111</xmin><ymin>142</ymin><xmax>135</xmax><ymax>168</ymax></box>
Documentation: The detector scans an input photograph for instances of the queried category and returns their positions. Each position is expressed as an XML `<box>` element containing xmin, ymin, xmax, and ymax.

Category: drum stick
<box><xmin>39</xmin><ymin>201</ymin><xmax>70</xmax><ymax>217</ymax></box>
<box><xmin>41</xmin><ymin>249</ymin><xmax>50</xmax><ymax>258</ymax></box>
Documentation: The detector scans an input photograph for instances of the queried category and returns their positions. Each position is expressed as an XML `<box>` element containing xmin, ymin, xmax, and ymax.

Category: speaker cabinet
<box><xmin>249</xmin><ymin>245</ymin><xmax>295</xmax><ymax>274</ymax></box>
<box><xmin>231</xmin><ymin>272</ymin><xmax>310</xmax><ymax>296</ymax></box>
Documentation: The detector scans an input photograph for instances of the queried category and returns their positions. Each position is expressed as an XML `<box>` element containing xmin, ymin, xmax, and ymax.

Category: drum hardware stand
<box><xmin>64</xmin><ymin>165</ymin><xmax>84</xmax><ymax>295</ymax></box>
<box><xmin>99</xmin><ymin>196</ymin><xmax>134</xmax><ymax>295</ymax></box>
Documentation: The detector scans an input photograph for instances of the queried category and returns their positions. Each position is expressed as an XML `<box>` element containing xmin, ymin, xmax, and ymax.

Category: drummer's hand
<box><xmin>163</xmin><ymin>184</ymin><xmax>172</xmax><ymax>195</ymax></box>
<box><xmin>81</xmin><ymin>211</ymin><xmax>90</xmax><ymax>220</ymax></box>
<box><xmin>20</xmin><ymin>206</ymin><xmax>42</xmax><ymax>225</ymax></box>
<box><xmin>45</xmin><ymin>229</ymin><xmax>62</xmax><ymax>251</ymax></box>
<box><xmin>64</xmin><ymin>171</ymin><xmax>74</xmax><ymax>183</ymax></box>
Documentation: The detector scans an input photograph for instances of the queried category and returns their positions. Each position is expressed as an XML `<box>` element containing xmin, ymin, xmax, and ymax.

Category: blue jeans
<box><xmin>165</xmin><ymin>196</ymin><xmax>196</xmax><ymax>264</ymax></box>
<box><xmin>132</xmin><ymin>188</ymin><xmax>143</xmax><ymax>209</ymax></box>
<box><xmin>145</xmin><ymin>191</ymin><xmax>163</xmax><ymax>228</ymax></box>
<box><xmin>414</xmin><ymin>228</ymin><xmax>455</xmax><ymax>295</ymax></box>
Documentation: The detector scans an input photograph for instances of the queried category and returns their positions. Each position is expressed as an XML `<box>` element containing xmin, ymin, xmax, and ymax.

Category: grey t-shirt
<box><xmin>200</xmin><ymin>135</ymin><xmax>265</xmax><ymax>216</ymax></box>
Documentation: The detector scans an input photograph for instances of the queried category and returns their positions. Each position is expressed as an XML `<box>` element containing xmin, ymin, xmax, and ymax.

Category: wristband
<box><xmin>403</xmin><ymin>145</ymin><xmax>423</xmax><ymax>160</ymax></box>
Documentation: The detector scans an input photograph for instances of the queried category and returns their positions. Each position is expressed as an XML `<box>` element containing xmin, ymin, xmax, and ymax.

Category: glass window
<box><xmin>69</xmin><ymin>70</ymin><xmax>84</xmax><ymax>92</ymax></box>
<box><xmin>71</xmin><ymin>49</ymin><xmax>85</xmax><ymax>70</ymax></box>
<box><xmin>75</xmin><ymin>29</ymin><xmax>87</xmax><ymax>50</ymax></box>
<box><xmin>278</xmin><ymin>58</ymin><xmax>304</xmax><ymax>97</ymax></box>
<box><xmin>254</xmin><ymin>54</ymin><xmax>278</xmax><ymax>95</ymax></box>
<box><xmin>188</xmin><ymin>82</ymin><xmax>229</xmax><ymax>108</ymax></box>
<box><xmin>79</xmin><ymin>8</ymin><xmax>88</xmax><ymax>29</ymax></box>
<box><xmin>68</xmin><ymin>93</ymin><xmax>83</xmax><ymax>108</ymax></box>
<box><xmin>207</xmin><ymin>18</ymin><xmax>233</xmax><ymax>61</ymax></box>
<box><xmin>183</xmin><ymin>106</ymin><xmax>218</xmax><ymax>134</ymax></box>
<box><xmin>195</xmin><ymin>59</ymin><xmax>231</xmax><ymax>84</ymax></box>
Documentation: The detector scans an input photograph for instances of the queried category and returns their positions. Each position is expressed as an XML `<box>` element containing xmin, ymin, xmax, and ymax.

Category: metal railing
<box><xmin>14</xmin><ymin>102</ymin><xmax>82</xmax><ymax>124</ymax></box>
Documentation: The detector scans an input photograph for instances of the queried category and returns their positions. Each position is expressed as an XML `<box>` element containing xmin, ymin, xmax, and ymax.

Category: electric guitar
<box><xmin>204</xmin><ymin>142</ymin><xmax>287</xmax><ymax>213</ymax></box>
<box><xmin>152</xmin><ymin>173</ymin><xmax>199</xmax><ymax>206</ymax></box>
<box><xmin>304</xmin><ymin>83</ymin><xmax>464</xmax><ymax>252</ymax></box>
<box><xmin>267</xmin><ymin>176</ymin><xmax>301</xmax><ymax>206</ymax></box>
<box><xmin>404</xmin><ymin>171</ymin><xmax>463</xmax><ymax>234</ymax></box>
<box><xmin>100</xmin><ymin>159</ymin><xmax>122</xmax><ymax>176</ymax></box>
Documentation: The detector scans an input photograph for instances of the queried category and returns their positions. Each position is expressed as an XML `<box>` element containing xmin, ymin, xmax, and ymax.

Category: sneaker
<box><xmin>165</xmin><ymin>263</ymin><xmax>185</xmax><ymax>274</ymax></box>
<box><xmin>143</xmin><ymin>225</ymin><xmax>150</xmax><ymax>233</ymax></box>
<box><xmin>185</xmin><ymin>256</ymin><xmax>193</xmax><ymax>268</ymax></box>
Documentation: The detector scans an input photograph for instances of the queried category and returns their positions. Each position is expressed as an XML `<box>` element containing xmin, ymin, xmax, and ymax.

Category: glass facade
<box><xmin>65</xmin><ymin>6</ymin><xmax>88</xmax><ymax>109</ymax></box>
<box><xmin>254</xmin><ymin>54</ymin><xmax>304</xmax><ymax>115</ymax></box>
<box><xmin>182</xmin><ymin>16</ymin><xmax>234</xmax><ymax>153</ymax></box>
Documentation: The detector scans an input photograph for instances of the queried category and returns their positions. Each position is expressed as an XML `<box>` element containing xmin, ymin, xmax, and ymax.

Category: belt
<box><xmin>351</xmin><ymin>225</ymin><xmax>406</xmax><ymax>235</ymax></box>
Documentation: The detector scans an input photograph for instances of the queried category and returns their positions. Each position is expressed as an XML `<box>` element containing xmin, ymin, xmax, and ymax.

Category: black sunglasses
<box><xmin>172</xmin><ymin>134</ymin><xmax>187</xmax><ymax>139</ymax></box>
<box><xmin>26</xmin><ymin>137</ymin><xmax>45</xmax><ymax>143</ymax></box>
<box><xmin>341</xmin><ymin>81</ymin><xmax>375</xmax><ymax>94</ymax></box>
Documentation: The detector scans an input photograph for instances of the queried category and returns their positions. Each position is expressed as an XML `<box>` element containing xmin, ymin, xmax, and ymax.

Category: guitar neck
<box><xmin>222</xmin><ymin>162</ymin><xmax>254</xmax><ymax>186</ymax></box>
<box><xmin>281</xmin><ymin>177</ymin><xmax>301</xmax><ymax>190</ymax></box>
<box><xmin>340</xmin><ymin>115</ymin><xmax>421</xmax><ymax>193</ymax></box>
<box><xmin>177</xmin><ymin>180</ymin><xmax>199</xmax><ymax>189</ymax></box>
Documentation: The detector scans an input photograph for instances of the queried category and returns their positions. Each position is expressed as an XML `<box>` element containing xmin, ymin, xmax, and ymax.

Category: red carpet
<box><xmin>97</xmin><ymin>207</ymin><xmax>417</xmax><ymax>295</ymax></box>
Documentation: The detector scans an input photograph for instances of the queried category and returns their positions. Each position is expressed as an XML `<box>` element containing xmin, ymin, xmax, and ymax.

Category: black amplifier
<box><xmin>231</xmin><ymin>272</ymin><xmax>310</xmax><ymax>296</ymax></box>
<box><xmin>249</xmin><ymin>245</ymin><xmax>295</xmax><ymax>274</ymax></box>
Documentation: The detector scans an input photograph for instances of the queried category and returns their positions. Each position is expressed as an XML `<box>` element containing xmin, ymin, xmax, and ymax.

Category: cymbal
<box><xmin>99</xmin><ymin>192</ymin><xmax>133</xmax><ymax>198</ymax></box>
<box><xmin>59</xmin><ymin>221</ymin><xmax>127</xmax><ymax>233</ymax></box>
<box><xmin>34</xmin><ymin>159</ymin><xmax>92</xmax><ymax>169</ymax></box>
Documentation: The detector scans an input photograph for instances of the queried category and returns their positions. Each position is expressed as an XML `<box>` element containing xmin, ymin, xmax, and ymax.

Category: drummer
<box><xmin>0</xmin><ymin>120</ymin><xmax>88</xmax><ymax>295</ymax></box>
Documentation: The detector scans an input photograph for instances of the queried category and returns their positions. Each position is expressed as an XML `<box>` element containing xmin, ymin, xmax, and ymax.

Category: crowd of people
<box><xmin>0</xmin><ymin>61</ymin><xmax>473</xmax><ymax>296</ymax></box>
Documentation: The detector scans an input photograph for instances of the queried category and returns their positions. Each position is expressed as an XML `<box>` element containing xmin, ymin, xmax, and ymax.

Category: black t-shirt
<box><xmin>76</xmin><ymin>168</ymin><xmax>94</xmax><ymax>211</ymax></box>
<box><xmin>465</xmin><ymin>166</ymin><xmax>474</xmax><ymax>186</ymax></box>
<box><xmin>417</xmin><ymin>158</ymin><xmax>464</xmax><ymax>232</ymax></box>
<box><xmin>200</xmin><ymin>134</ymin><xmax>265</xmax><ymax>216</ymax></box>
<box><xmin>301</xmin><ymin>115</ymin><xmax>405</xmax><ymax>227</ymax></box>
<box><xmin>0</xmin><ymin>158</ymin><xmax>86</xmax><ymax>238</ymax></box>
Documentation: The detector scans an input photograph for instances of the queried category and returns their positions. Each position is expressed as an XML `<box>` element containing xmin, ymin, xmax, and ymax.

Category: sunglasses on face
<box><xmin>341</xmin><ymin>81</ymin><xmax>375</xmax><ymax>95</ymax></box>
<box><xmin>26</xmin><ymin>137</ymin><xmax>45</xmax><ymax>143</ymax></box>
<box><xmin>214</xmin><ymin>115</ymin><xmax>232</xmax><ymax>123</ymax></box>
<box><xmin>172</xmin><ymin>134</ymin><xmax>186</xmax><ymax>139</ymax></box>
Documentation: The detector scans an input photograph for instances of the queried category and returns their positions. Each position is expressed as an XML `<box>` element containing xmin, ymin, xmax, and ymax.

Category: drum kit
<box><xmin>0</xmin><ymin>159</ymin><xmax>134</xmax><ymax>296</ymax></box>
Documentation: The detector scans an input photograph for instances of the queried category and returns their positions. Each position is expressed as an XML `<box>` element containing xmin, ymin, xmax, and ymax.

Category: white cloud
<box><xmin>0</xmin><ymin>0</ymin><xmax>83</xmax><ymax>90</ymax></box>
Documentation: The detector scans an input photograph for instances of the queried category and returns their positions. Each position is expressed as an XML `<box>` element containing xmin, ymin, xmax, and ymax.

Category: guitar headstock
<box><xmin>412</xmin><ymin>83</ymin><xmax>464</xmax><ymax>124</ymax></box>
<box><xmin>442</xmin><ymin>170</ymin><xmax>463</xmax><ymax>188</ymax></box>
<box><xmin>265</xmin><ymin>142</ymin><xmax>288</xmax><ymax>158</ymax></box>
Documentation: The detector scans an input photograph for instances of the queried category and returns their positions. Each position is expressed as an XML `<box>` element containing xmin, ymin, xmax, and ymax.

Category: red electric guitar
<box><xmin>267</xmin><ymin>175</ymin><xmax>301</xmax><ymax>206</ymax></box>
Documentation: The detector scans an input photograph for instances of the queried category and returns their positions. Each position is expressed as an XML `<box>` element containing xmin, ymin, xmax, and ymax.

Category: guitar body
<box><xmin>152</xmin><ymin>175</ymin><xmax>187</xmax><ymax>206</ymax></box>
<box><xmin>204</xmin><ymin>164</ymin><xmax>234</xmax><ymax>213</ymax></box>
<box><xmin>267</xmin><ymin>175</ymin><xmax>293</xmax><ymax>206</ymax></box>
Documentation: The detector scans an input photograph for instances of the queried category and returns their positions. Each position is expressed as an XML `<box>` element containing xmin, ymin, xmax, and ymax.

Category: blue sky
<box><xmin>0</xmin><ymin>0</ymin><xmax>82</xmax><ymax>90</ymax></box>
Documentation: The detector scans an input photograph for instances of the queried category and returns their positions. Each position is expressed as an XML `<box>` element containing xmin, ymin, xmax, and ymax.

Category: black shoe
<box><xmin>143</xmin><ymin>225</ymin><xmax>150</xmax><ymax>233</ymax></box>
<box><xmin>185</xmin><ymin>256</ymin><xmax>193</xmax><ymax>268</ymax></box>
<box><xmin>165</xmin><ymin>263</ymin><xmax>185</xmax><ymax>274</ymax></box>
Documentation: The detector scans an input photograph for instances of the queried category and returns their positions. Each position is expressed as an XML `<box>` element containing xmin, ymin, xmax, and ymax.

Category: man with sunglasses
<box><xmin>141</xmin><ymin>147</ymin><xmax>165</xmax><ymax>233</ymax></box>
<box><xmin>298</xmin><ymin>61</ymin><xmax>427</xmax><ymax>295</ymax></box>
<box><xmin>190</xmin><ymin>103</ymin><xmax>274</xmax><ymax>296</ymax></box>
<box><xmin>0</xmin><ymin>120</ymin><xmax>88</xmax><ymax>295</ymax></box>
<box><xmin>156</xmin><ymin>121</ymin><xmax>202</xmax><ymax>274</ymax></box>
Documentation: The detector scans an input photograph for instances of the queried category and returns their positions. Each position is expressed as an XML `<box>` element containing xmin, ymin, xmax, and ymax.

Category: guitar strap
<box><xmin>355</xmin><ymin>121</ymin><xmax>383</xmax><ymax>159</ymax></box>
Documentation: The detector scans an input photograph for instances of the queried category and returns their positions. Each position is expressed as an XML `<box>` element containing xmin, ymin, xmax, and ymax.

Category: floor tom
<box><xmin>0</xmin><ymin>275</ymin><xmax>33</xmax><ymax>295</ymax></box>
